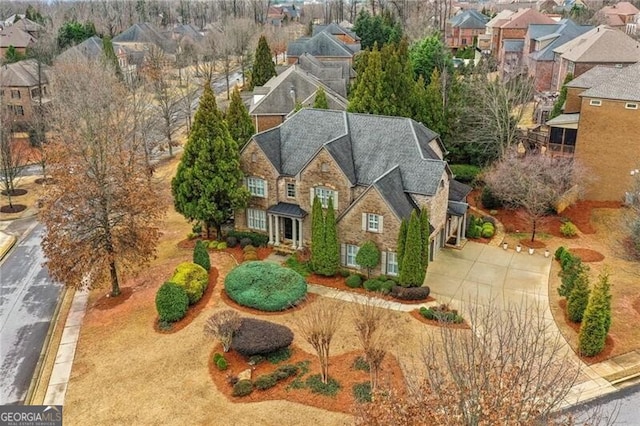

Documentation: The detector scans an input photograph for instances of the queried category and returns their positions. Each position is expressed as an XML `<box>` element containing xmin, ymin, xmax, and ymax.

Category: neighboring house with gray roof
<box><xmin>286</xmin><ymin>31</ymin><xmax>360</xmax><ymax>65</ymax></box>
<box><xmin>445</xmin><ymin>9</ymin><xmax>489</xmax><ymax>50</ymax></box>
<box><xmin>296</xmin><ymin>53</ymin><xmax>354</xmax><ymax>96</ymax></box>
<box><xmin>249</xmin><ymin>64</ymin><xmax>348</xmax><ymax>132</ymax></box>
<box><xmin>545</xmin><ymin>63</ymin><xmax>640</xmax><ymax>201</ymax></box>
<box><xmin>551</xmin><ymin>25</ymin><xmax>640</xmax><ymax>91</ymax></box>
<box><xmin>1</xmin><ymin>59</ymin><xmax>51</xmax><ymax>127</ymax></box>
<box><xmin>113</xmin><ymin>22</ymin><xmax>177</xmax><ymax>55</ymax></box>
<box><xmin>313</xmin><ymin>23</ymin><xmax>360</xmax><ymax>44</ymax></box>
<box><xmin>0</xmin><ymin>26</ymin><xmax>36</xmax><ymax>60</ymax></box>
<box><xmin>524</xmin><ymin>19</ymin><xmax>593</xmax><ymax>91</ymax></box>
<box><xmin>237</xmin><ymin>109</ymin><xmax>471</xmax><ymax>274</ymax></box>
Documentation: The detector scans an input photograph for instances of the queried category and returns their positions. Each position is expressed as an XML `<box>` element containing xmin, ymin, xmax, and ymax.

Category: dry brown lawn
<box><xmin>62</xmin><ymin>154</ymin><xmax>438</xmax><ymax>426</ymax></box>
<box><xmin>0</xmin><ymin>175</ymin><xmax>46</xmax><ymax>221</ymax></box>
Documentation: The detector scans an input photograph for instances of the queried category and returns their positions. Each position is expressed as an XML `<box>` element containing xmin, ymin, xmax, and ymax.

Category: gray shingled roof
<box><xmin>373</xmin><ymin>166</ymin><xmax>417</xmax><ymax>220</ymax></box>
<box><xmin>313</xmin><ymin>23</ymin><xmax>360</xmax><ymax>41</ymax></box>
<box><xmin>57</xmin><ymin>36</ymin><xmax>104</xmax><ymax>61</ymax></box>
<box><xmin>529</xmin><ymin>20</ymin><xmax>593</xmax><ymax>62</ymax></box>
<box><xmin>113</xmin><ymin>22</ymin><xmax>176</xmax><ymax>53</ymax></box>
<box><xmin>503</xmin><ymin>39</ymin><xmax>524</xmax><ymax>53</ymax></box>
<box><xmin>448</xmin><ymin>10</ymin><xmax>489</xmax><ymax>29</ymax></box>
<box><xmin>287</xmin><ymin>31</ymin><xmax>356</xmax><ymax>58</ymax></box>
<box><xmin>297</xmin><ymin>53</ymin><xmax>352</xmax><ymax>97</ymax></box>
<box><xmin>267</xmin><ymin>202</ymin><xmax>307</xmax><ymax>218</ymax></box>
<box><xmin>0</xmin><ymin>59</ymin><xmax>50</xmax><ymax>87</ymax></box>
<box><xmin>580</xmin><ymin>62</ymin><xmax>640</xmax><ymax>102</ymax></box>
<box><xmin>554</xmin><ymin>25</ymin><xmax>640</xmax><ymax>63</ymax></box>
<box><xmin>448</xmin><ymin>180</ymin><xmax>472</xmax><ymax>202</ymax></box>
<box><xmin>250</xmin><ymin>110</ymin><xmax>448</xmax><ymax>201</ymax></box>
<box><xmin>448</xmin><ymin>201</ymin><xmax>469</xmax><ymax>216</ymax></box>
<box><xmin>566</xmin><ymin>65</ymin><xmax>620</xmax><ymax>89</ymax></box>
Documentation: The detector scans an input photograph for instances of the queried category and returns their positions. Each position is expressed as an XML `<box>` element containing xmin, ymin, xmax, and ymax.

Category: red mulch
<box><xmin>307</xmin><ymin>274</ymin><xmax>435</xmax><ymax>305</ymax></box>
<box><xmin>225</xmin><ymin>246</ymin><xmax>273</xmax><ymax>263</ymax></box>
<box><xmin>153</xmin><ymin>268</ymin><xmax>219</xmax><ymax>334</ymax></box>
<box><xmin>220</xmin><ymin>290</ymin><xmax>318</xmax><ymax>316</ymax></box>
<box><xmin>569</xmin><ymin>248</ymin><xmax>604</xmax><ymax>262</ymax></box>
<box><xmin>208</xmin><ymin>343</ymin><xmax>406</xmax><ymax>414</ymax></box>
<box><xmin>557</xmin><ymin>299</ymin><xmax>615</xmax><ymax>364</ymax></box>
<box><xmin>563</xmin><ymin>201</ymin><xmax>621</xmax><ymax>235</ymax></box>
<box><xmin>93</xmin><ymin>287</ymin><xmax>135</xmax><ymax>310</ymax></box>
<box><xmin>519</xmin><ymin>239</ymin><xmax>547</xmax><ymax>249</ymax></box>
<box><xmin>409</xmin><ymin>309</ymin><xmax>470</xmax><ymax>330</ymax></box>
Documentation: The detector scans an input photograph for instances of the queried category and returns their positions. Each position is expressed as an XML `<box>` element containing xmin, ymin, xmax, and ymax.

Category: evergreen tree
<box><xmin>249</xmin><ymin>35</ymin><xmax>276</xmax><ymax>89</ymax></box>
<box><xmin>226</xmin><ymin>86</ymin><xmax>255</xmax><ymax>149</ymax></box>
<box><xmin>313</xmin><ymin>87</ymin><xmax>329</xmax><ymax>109</ymax></box>
<box><xmin>399</xmin><ymin>210</ymin><xmax>425</xmax><ymax>287</ymax></box>
<box><xmin>172</xmin><ymin>82</ymin><xmax>250</xmax><ymax>238</ymax></box>
<box><xmin>318</xmin><ymin>196</ymin><xmax>340</xmax><ymax>276</ymax></box>
<box><xmin>355</xmin><ymin>241</ymin><xmax>380</xmax><ymax>279</ymax></box>
<box><xmin>397</xmin><ymin>219</ymin><xmax>408</xmax><ymax>273</ymax></box>
<box><xmin>306</xmin><ymin>20</ymin><xmax>313</xmax><ymax>36</ymax></box>
<box><xmin>549</xmin><ymin>73</ymin><xmax>573</xmax><ymax>119</ymax></box>
<box><xmin>596</xmin><ymin>270</ymin><xmax>612</xmax><ymax>333</ymax></box>
<box><xmin>409</xmin><ymin>34</ymin><xmax>454</xmax><ymax>84</ymax></box>
<box><xmin>558</xmin><ymin>257</ymin><xmax>588</xmax><ymax>297</ymax></box>
<box><xmin>4</xmin><ymin>45</ymin><xmax>25</xmax><ymax>63</ymax></box>
<box><xmin>379</xmin><ymin>41</ymin><xmax>414</xmax><ymax>117</ymax></box>
<box><xmin>567</xmin><ymin>270</ymin><xmax>590</xmax><ymax>322</ymax></box>
<box><xmin>102</xmin><ymin>36</ymin><xmax>123</xmax><ymax>80</ymax></box>
<box><xmin>417</xmin><ymin>69</ymin><xmax>447</xmax><ymax>136</ymax></box>
<box><xmin>578</xmin><ymin>289</ymin><xmax>607</xmax><ymax>357</ymax></box>
<box><xmin>420</xmin><ymin>207</ymin><xmax>430</xmax><ymax>270</ymax></box>
<box><xmin>310</xmin><ymin>195</ymin><xmax>325</xmax><ymax>272</ymax></box>
<box><xmin>57</xmin><ymin>20</ymin><xmax>97</xmax><ymax>49</ymax></box>
<box><xmin>193</xmin><ymin>240</ymin><xmax>211</xmax><ymax>272</ymax></box>
<box><xmin>353</xmin><ymin>9</ymin><xmax>402</xmax><ymax>50</ymax></box>
<box><xmin>348</xmin><ymin>45</ymin><xmax>388</xmax><ymax>115</ymax></box>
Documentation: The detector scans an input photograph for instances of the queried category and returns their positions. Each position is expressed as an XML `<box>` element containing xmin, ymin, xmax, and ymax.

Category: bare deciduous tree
<box><xmin>40</xmin><ymin>57</ymin><xmax>165</xmax><ymax>297</ymax></box>
<box><xmin>297</xmin><ymin>298</ymin><xmax>343</xmax><ymax>384</ymax></box>
<box><xmin>228</xmin><ymin>18</ymin><xmax>256</xmax><ymax>87</ymax></box>
<box><xmin>204</xmin><ymin>310</ymin><xmax>242</xmax><ymax>352</ymax></box>
<box><xmin>0</xmin><ymin>114</ymin><xmax>27</xmax><ymax>210</ymax></box>
<box><xmin>484</xmin><ymin>152</ymin><xmax>583</xmax><ymax>242</ymax></box>
<box><xmin>626</xmin><ymin>168</ymin><xmax>640</xmax><ymax>257</ymax></box>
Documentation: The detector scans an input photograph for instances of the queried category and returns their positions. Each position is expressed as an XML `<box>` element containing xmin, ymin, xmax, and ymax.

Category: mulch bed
<box><xmin>563</xmin><ymin>201</ymin><xmax>621</xmax><ymax>235</ymax></box>
<box><xmin>93</xmin><ymin>287</ymin><xmax>135</xmax><ymax>310</ymax></box>
<box><xmin>409</xmin><ymin>309</ymin><xmax>470</xmax><ymax>329</ymax></box>
<box><xmin>557</xmin><ymin>299</ymin><xmax>615</xmax><ymax>364</ymax></box>
<box><xmin>34</xmin><ymin>177</ymin><xmax>56</xmax><ymax>185</ymax></box>
<box><xmin>208</xmin><ymin>343</ymin><xmax>406</xmax><ymax>414</ymax></box>
<box><xmin>220</xmin><ymin>290</ymin><xmax>318</xmax><ymax>316</ymax></box>
<box><xmin>1</xmin><ymin>188</ymin><xmax>27</xmax><ymax>196</ymax></box>
<box><xmin>225</xmin><ymin>246</ymin><xmax>273</xmax><ymax>263</ymax></box>
<box><xmin>154</xmin><ymin>267</ymin><xmax>219</xmax><ymax>334</ymax></box>
<box><xmin>569</xmin><ymin>248</ymin><xmax>604</xmax><ymax>262</ymax></box>
<box><xmin>0</xmin><ymin>204</ymin><xmax>26</xmax><ymax>213</ymax></box>
<box><xmin>519</xmin><ymin>239</ymin><xmax>547</xmax><ymax>249</ymax></box>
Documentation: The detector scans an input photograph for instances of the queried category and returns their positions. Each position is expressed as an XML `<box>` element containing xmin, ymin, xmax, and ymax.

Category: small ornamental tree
<box><xmin>399</xmin><ymin>210</ymin><xmax>425</xmax><ymax>287</ymax></box>
<box><xmin>313</xmin><ymin>87</ymin><xmax>329</xmax><ymax>109</ymax></box>
<box><xmin>566</xmin><ymin>270</ymin><xmax>590</xmax><ymax>323</ymax></box>
<box><xmin>549</xmin><ymin>73</ymin><xmax>573</xmax><ymax>120</ymax></box>
<box><xmin>356</xmin><ymin>241</ymin><xmax>380</xmax><ymax>279</ymax></box>
<box><xmin>310</xmin><ymin>195</ymin><xmax>325</xmax><ymax>272</ymax></box>
<box><xmin>397</xmin><ymin>219</ymin><xmax>408</xmax><ymax>273</ymax></box>
<box><xmin>249</xmin><ymin>35</ymin><xmax>276</xmax><ymax>89</ymax></box>
<box><xmin>420</xmin><ymin>207</ymin><xmax>430</xmax><ymax>270</ymax></box>
<box><xmin>204</xmin><ymin>310</ymin><xmax>242</xmax><ymax>352</ymax></box>
<box><xmin>193</xmin><ymin>240</ymin><xmax>211</xmax><ymax>272</ymax></box>
<box><xmin>226</xmin><ymin>86</ymin><xmax>255</xmax><ymax>149</ymax></box>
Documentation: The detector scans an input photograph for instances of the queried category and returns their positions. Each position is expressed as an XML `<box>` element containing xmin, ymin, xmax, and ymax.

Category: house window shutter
<box><xmin>380</xmin><ymin>251</ymin><xmax>387</xmax><ymax>275</ymax></box>
<box><xmin>263</xmin><ymin>180</ymin><xmax>268</xmax><ymax>199</ymax></box>
<box><xmin>362</xmin><ymin>213</ymin><xmax>367</xmax><ymax>231</ymax></box>
<box><xmin>310</xmin><ymin>188</ymin><xmax>316</xmax><ymax>206</ymax></box>
<box><xmin>333</xmin><ymin>191</ymin><xmax>338</xmax><ymax>211</ymax></box>
<box><xmin>379</xmin><ymin>215</ymin><xmax>384</xmax><ymax>233</ymax></box>
<box><xmin>340</xmin><ymin>243</ymin><xmax>346</xmax><ymax>266</ymax></box>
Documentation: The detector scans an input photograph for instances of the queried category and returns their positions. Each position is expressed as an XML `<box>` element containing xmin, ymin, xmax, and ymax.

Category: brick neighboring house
<box><xmin>249</xmin><ymin>64</ymin><xmax>348</xmax><ymax>132</ymax></box>
<box><xmin>596</xmin><ymin>1</ymin><xmax>640</xmax><ymax>34</ymax></box>
<box><xmin>112</xmin><ymin>22</ymin><xmax>177</xmax><ymax>56</ymax></box>
<box><xmin>446</xmin><ymin>9</ymin><xmax>489</xmax><ymax>51</ymax></box>
<box><xmin>545</xmin><ymin>63</ymin><xmax>640</xmax><ymax>201</ymax></box>
<box><xmin>0</xmin><ymin>26</ymin><xmax>36</xmax><ymax>60</ymax></box>
<box><xmin>0</xmin><ymin>59</ymin><xmax>51</xmax><ymax>127</ymax></box>
<box><xmin>551</xmin><ymin>25</ymin><xmax>640</xmax><ymax>90</ymax></box>
<box><xmin>237</xmin><ymin>109</ymin><xmax>471</xmax><ymax>275</ymax></box>
<box><xmin>524</xmin><ymin>19</ymin><xmax>593</xmax><ymax>92</ymax></box>
<box><xmin>286</xmin><ymin>30</ymin><xmax>360</xmax><ymax>65</ymax></box>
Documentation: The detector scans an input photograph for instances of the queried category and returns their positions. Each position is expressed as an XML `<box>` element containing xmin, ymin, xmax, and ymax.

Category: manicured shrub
<box><xmin>216</xmin><ymin>357</ymin><xmax>228</xmax><ymax>371</ymax></box>
<box><xmin>353</xmin><ymin>382</ymin><xmax>372</xmax><ymax>403</ymax></box>
<box><xmin>390</xmin><ymin>285</ymin><xmax>430</xmax><ymax>301</ymax></box>
<box><xmin>225</xmin><ymin>261</ymin><xmax>307</xmax><ymax>311</ymax></box>
<box><xmin>255</xmin><ymin>374</ymin><xmax>277</xmax><ymax>390</ymax></box>
<box><xmin>352</xmin><ymin>356</ymin><xmax>370</xmax><ymax>372</ymax></box>
<box><xmin>227</xmin><ymin>230</ymin><xmax>269</xmax><ymax>247</ymax></box>
<box><xmin>208</xmin><ymin>240</ymin><xmax>219</xmax><ymax>249</ymax></box>
<box><xmin>217</xmin><ymin>242</ymin><xmax>227</xmax><ymax>250</ymax></box>
<box><xmin>399</xmin><ymin>210</ymin><xmax>425</xmax><ymax>287</ymax></box>
<box><xmin>481</xmin><ymin>186</ymin><xmax>502</xmax><ymax>209</ymax></box>
<box><xmin>226</xmin><ymin>236</ymin><xmax>238</xmax><ymax>248</ymax></box>
<box><xmin>560</xmin><ymin>251</ymin><xmax>575</xmax><ymax>269</ymax></box>
<box><xmin>266</xmin><ymin>347</ymin><xmax>292</xmax><ymax>364</ymax></box>
<box><xmin>339</xmin><ymin>269</ymin><xmax>350</xmax><ymax>278</ymax></box>
<box><xmin>273</xmin><ymin>364</ymin><xmax>299</xmax><ymax>380</ymax></box>
<box><xmin>380</xmin><ymin>280</ymin><xmax>395</xmax><ymax>294</ymax></box>
<box><xmin>346</xmin><ymin>274</ymin><xmax>363</xmax><ymax>288</ymax></box>
<box><xmin>355</xmin><ymin>241</ymin><xmax>380</xmax><ymax>278</ymax></box>
<box><xmin>239</xmin><ymin>237</ymin><xmax>253</xmax><ymax>248</ymax></box>
<box><xmin>555</xmin><ymin>246</ymin><xmax>567</xmax><ymax>261</ymax></box>
<box><xmin>363</xmin><ymin>279</ymin><xmax>382</xmax><ymax>292</ymax></box>
<box><xmin>213</xmin><ymin>353</ymin><xmax>224</xmax><ymax>363</ymax></box>
<box><xmin>481</xmin><ymin>216</ymin><xmax>496</xmax><ymax>226</ymax></box>
<box><xmin>419</xmin><ymin>305</ymin><xmax>463</xmax><ymax>324</ymax></box>
<box><xmin>558</xmin><ymin>255</ymin><xmax>588</xmax><ymax>298</ymax></box>
<box><xmin>231</xmin><ymin>318</ymin><xmax>294</xmax><ymax>356</ymax></box>
<box><xmin>155</xmin><ymin>282</ymin><xmax>189</xmax><ymax>323</ymax></box>
<box><xmin>170</xmin><ymin>262</ymin><xmax>209</xmax><ymax>305</ymax></box>
<box><xmin>232</xmin><ymin>379</ymin><xmax>253</xmax><ymax>397</ymax></box>
<box><xmin>248</xmin><ymin>355</ymin><xmax>265</xmax><ymax>366</ymax></box>
<box><xmin>305</xmin><ymin>374</ymin><xmax>341</xmax><ymax>396</ymax></box>
<box><xmin>193</xmin><ymin>240</ymin><xmax>211</xmax><ymax>271</ymax></box>
<box><xmin>560</xmin><ymin>221</ymin><xmax>578</xmax><ymax>237</ymax></box>
<box><xmin>243</xmin><ymin>252</ymin><xmax>259</xmax><ymax>261</ymax></box>
<box><xmin>567</xmin><ymin>270</ymin><xmax>590</xmax><ymax>323</ymax></box>
<box><xmin>450</xmin><ymin>164</ymin><xmax>481</xmax><ymax>184</ymax></box>
<box><xmin>481</xmin><ymin>222</ymin><xmax>495</xmax><ymax>238</ymax></box>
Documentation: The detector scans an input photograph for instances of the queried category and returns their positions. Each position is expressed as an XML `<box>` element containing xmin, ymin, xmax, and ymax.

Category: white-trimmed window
<box><xmin>286</xmin><ymin>182</ymin><xmax>296</xmax><ymax>198</ymax></box>
<box><xmin>312</xmin><ymin>187</ymin><xmax>337</xmax><ymax>209</ymax></box>
<box><xmin>346</xmin><ymin>244</ymin><xmax>359</xmax><ymax>267</ymax></box>
<box><xmin>590</xmin><ymin>99</ymin><xmax>602</xmax><ymax>107</ymax></box>
<box><xmin>625</xmin><ymin>102</ymin><xmax>638</xmax><ymax>110</ymax></box>
<box><xmin>247</xmin><ymin>208</ymin><xmax>266</xmax><ymax>231</ymax></box>
<box><xmin>386</xmin><ymin>252</ymin><xmax>398</xmax><ymax>276</ymax></box>
<box><xmin>247</xmin><ymin>177</ymin><xmax>266</xmax><ymax>197</ymax></box>
<box><xmin>362</xmin><ymin>213</ymin><xmax>383</xmax><ymax>233</ymax></box>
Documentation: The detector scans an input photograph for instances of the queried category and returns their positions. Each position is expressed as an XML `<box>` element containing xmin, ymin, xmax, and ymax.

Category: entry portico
<box><xmin>266</xmin><ymin>202</ymin><xmax>307</xmax><ymax>249</ymax></box>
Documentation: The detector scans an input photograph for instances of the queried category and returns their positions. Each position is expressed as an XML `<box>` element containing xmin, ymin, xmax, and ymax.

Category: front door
<box><xmin>283</xmin><ymin>218</ymin><xmax>293</xmax><ymax>240</ymax></box>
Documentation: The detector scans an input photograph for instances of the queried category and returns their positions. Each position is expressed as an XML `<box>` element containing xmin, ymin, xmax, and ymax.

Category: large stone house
<box><xmin>0</xmin><ymin>59</ymin><xmax>51</xmax><ymax>128</ymax></box>
<box><xmin>236</xmin><ymin>109</ymin><xmax>470</xmax><ymax>275</ymax></box>
<box><xmin>545</xmin><ymin>63</ymin><xmax>640</xmax><ymax>201</ymax></box>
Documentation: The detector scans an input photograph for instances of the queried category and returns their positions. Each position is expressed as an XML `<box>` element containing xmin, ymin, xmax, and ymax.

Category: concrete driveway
<box><xmin>426</xmin><ymin>241</ymin><xmax>552</xmax><ymax>313</ymax></box>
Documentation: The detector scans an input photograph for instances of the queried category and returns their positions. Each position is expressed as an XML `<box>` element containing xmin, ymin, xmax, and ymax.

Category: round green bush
<box><xmin>380</xmin><ymin>280</ymin><xmax>395</xmax><ymax>294</ymax></box>
<box><xmin>208</xmin><ymin>241</ymin><xmax>219</xmax><ymax>249</ymax></box>
<box><xmin>216</xmin><ymin>357</ymin><xmax>228</xmax><ymax>371</ymax></box>
<box><xmin>232</xmin><ymin>379</ymin><xmax>253</xmax><ymax>397</ymax></box>
<box><xmin>345</xmin><ymin>274</ymin><xmax>362</xmax><ymax>288</ymax></box>
<box><xmin>217</xmin><ymin>242</ymin><xmax>227</xmax><ymax>250</ymax></box>
<box><xmin>155</xmin><ymin>282</ymin><xmax>189</xmax><ymax>323</ymax></box>
<box><xmin>213</xmin><ymin>353</ymin><xmax>224</xmax><ymax>363</ymax></box>
<box><xmin>481</xmin><ymin>222</ymin><xmax>495</xmax><ymax>238</ymax></box>
<box><xmin>171</xmin><ymin>262</ymin><xmax>209</xmax><ymax>305</ymax></box>
<box><xmin>560</xmin><ymin>221</ymin><xmax>578</xmax><ymax>237</ymax></box>
<box><xmin>225</xmin><ymin>261</ymin><xmax>307</xmax><ymax>311</ymax></box>
<box><xmin>363</xmin><ymin>279</ymin><xmax>382</xmax><ymax>292</ymax></box>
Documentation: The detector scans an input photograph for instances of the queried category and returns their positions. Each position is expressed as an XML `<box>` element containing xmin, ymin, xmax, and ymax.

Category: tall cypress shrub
<box><xmin>399</xmin><ymin>210</ymin><xmax>424</xmax><ymax>287</ymax></box>
<box><xmin>193</xmin><ymin>240</ymin><xmax>211</xmax><ymax>272</ymax></box>
<box><xmin>310</xmin><ymin>196</ymin><xmax>324</xmax><ymax>272</ymax></box>
<box><xmin>397</xmin><ymin>219</ymin><xmax>408</xmax><ymax>273</ymax></box>
<box><xmin>567</xmin><ymin>270</ymin><xmax>589</xmax><ymax>322</ymax></box>
<box><xmin>420</xmin><ymin>207</ymin><xmax>430</xmax><ymax>270</ymax></box>
<box><xmin>318</xmin><ymin>196</ymin><xmax>340</xmax><ymax>276</ymax></box>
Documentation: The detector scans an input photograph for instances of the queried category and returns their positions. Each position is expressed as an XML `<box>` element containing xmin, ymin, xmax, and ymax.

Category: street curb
<box><xmin>24</xmin><ymin>286</ymin><xmax>72</xmax><ymax>405</ymax></box>
<box><xmin>0</xmin><ymin>233</ymin><xmax>17</xmax><ymax>262</ymax></box>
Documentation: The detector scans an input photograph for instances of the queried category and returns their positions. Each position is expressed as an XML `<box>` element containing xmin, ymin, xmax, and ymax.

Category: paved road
<box><xmin>0</xmin><ymin>221</ymin><xmax>63</xmax><ymax>404</ymax></box>
<box><xmin>569</xmin><ymin>380</ymin><xmax>640</xmax><ymax>425</ymax></box>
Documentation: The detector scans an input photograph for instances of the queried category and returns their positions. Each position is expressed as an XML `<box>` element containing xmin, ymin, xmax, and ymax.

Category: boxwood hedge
<box><xmin>170</xmin><ymin>262</ymin><xmax>209</xmax><ymax>305</ymax></box>
<box><xmin>224</xmin><ymin>261</ymin><xmax>307</xmax><ymax>311</ymax></box>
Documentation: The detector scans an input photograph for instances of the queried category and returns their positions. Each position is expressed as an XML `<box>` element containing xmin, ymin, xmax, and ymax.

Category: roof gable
<box><xmin>580</xmin><ymin>62</ymin><xmax>640</xmax><ymax>102</ymax></box>
<box><xmin>449</xmin><ymin>10</ymin><xmax>490</xmax><ymax>29</ymax></box>
<box><xmin>287</xmin><ymin>31</ymin><xmax>355</xmax><ymax>58</ymax></box>
<box><xmin>554</xmin><ymin>25</ymin><xmax>640</xmax><ymax>63</ymax></box>
<box><xmin>0</xmin><ymin>59</ymin><xmax>50</xmax><ymax>87</ymax></box>
<box><xmin>500</xmin><ymin>8</ymin><xmax>555</xmax><ymax>29</ymax></box>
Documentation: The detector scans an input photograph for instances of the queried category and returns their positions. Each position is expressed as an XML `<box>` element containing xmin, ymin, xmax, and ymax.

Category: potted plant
<box><xmin>528</xmin><ymin>247</ymin><xmax>535</xmax><ymax>255</ymax></box>
<box><xmin>516</xmin><ymin>244</ymin><xmax>522</xmax><ymax>253</ymax></box>
<box><xmin>502</xmin><ymin>242</ymin><xmax>508</xmax><ymax>250</ymax></box>
<box><xmin>544</xmin><ymin>249</ymin><xmax>550</xmax><ymax>258</ymax></box>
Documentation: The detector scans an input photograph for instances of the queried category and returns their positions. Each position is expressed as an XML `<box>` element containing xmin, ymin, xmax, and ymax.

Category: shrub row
<box><xmin>156</xmin><ymin>257</ymin><xmax>209</xmax><ymax>324</ymax></box>
<box><xmin>227</xmin><ymin>230</ymin><xmax>269</xmax><ymax>247</ymax></box>
<box><xmin>243</xmin><ymin>244</ymin><xmax>259</xmax><ymax>261</ymax></box>
<box><xmin>232</xmin><ymin>364</ymin><xmax>300</xmax><ymax>397</ymax></box>
<box><xmin>467</xmin><ymin>215</ymin><xmax>496</xmax><ymax>239</ymax></box>
<box><xmin>363</xmin><ymin>278</ymin><xmax>395</xmax><ymax>294</ymax></box>
<box><xmin>419</xmin><ymin>305</ymin><xmax>463</xmax><ymax>324</ymax></box>
<box><xmin>171</xmin><ymin>262</ymin><xmax>209</xmax><ymax>305</ymax></box>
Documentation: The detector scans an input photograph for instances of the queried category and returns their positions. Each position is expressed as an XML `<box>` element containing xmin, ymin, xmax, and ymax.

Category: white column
<box><xmin>298</xmin><ymin>218</ymin><xmax>303</xmax><ymax>249</ymax></box>
<box><xmin>274</xmin><ymin>216</ymin><xmax>280</xmax><ymax>245</ymax></box>
<box><xmin>267</xmin><ymin>214</ymin><xmax>273</xmax><ymax>244</ymax></box>
<box><xmin>456</xmin><ymin>216</ymin><xmax>463</xmax><ymax>246</ymax></box>
<box><xmin>462</xmin><ymin>212</ymin><xmax>467</xmax><ymax>239</ymax></box>
<box><xmin>292</xmin><ymin>218</ymin><xmax>298</xmax><ymax>249</ymax></box>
